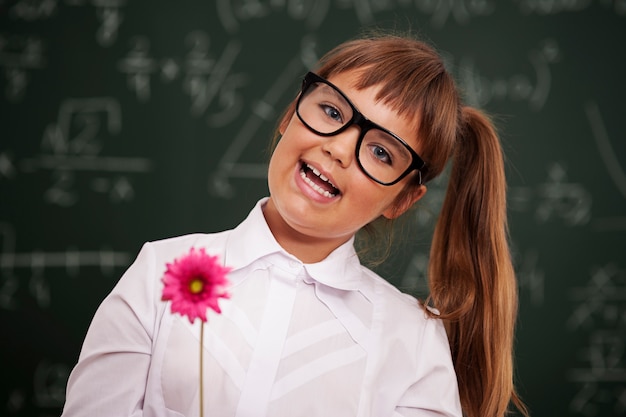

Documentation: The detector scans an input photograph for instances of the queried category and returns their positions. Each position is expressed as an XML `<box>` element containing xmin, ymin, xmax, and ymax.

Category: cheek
<box><xmin>350</xmin><ymin>178</ymin><xmax>396</xmax><ymax>210</ymax></box>
<box><xmin>267</xmin><ymin>147</ymin><xmax>283</xmax><ymax>193</ymax></box>
<box><xmin>267</xmin><ymin>139</ymin><xmax>295</xmax><ymax>191</ymax></box>
<box><xmin>367</xmin><ymin>181</ymin><xmax>408</xmax><ymax>215</ymax></box>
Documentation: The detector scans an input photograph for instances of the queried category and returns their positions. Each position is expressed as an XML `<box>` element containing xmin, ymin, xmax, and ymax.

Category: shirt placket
<box><xmin>235</xmin><ymin>261</ymin><xmax>302</xmax><ymax>417</ymax></box>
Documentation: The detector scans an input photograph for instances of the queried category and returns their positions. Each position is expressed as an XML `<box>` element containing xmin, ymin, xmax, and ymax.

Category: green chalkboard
<box><xmin>1</xmin><ymin>1</ymin><xmax>625</xmax><ymax>416</ymax></box>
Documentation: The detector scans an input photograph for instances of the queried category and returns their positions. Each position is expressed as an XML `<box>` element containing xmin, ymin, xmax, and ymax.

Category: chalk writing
<box><xmin>457</xmin><ymin>39</ymin><xmax>560</xmax><ymax>111</ymax></box>
<box><xmin>9</xmin><ymin>0</ymin><xmax>58</xmax><ymax>20</ymax></box>
<box><xmin>586</xmin><ymin>101</ymin><xmax>626</xmax><ymax>199</ymax></box>
<box><xmin>570</xmin><ymin>382</ymin><xmax>626</xmax><ymax>416</ymax></box>
<box><xmin>567</xmin><ymin>264</ymin><xmax>625</xmax><ymax>330</ymax></box>
<box><xmin>510</xmin><ymin>162</ymin><xmax>592</xmax><ymax>226</ymax></box>
<box><xmin>6</xmin><ymin>360</ymin><xmax>70</xmax><ymax>414</ymax></box>
<box><xmin>0</xmin><ymin>151</ymin><xmax>17</xmax><ymax>179</ymax></box>
<box><xmin>6</xmin><ymin>0</ymin><xmax>126</xmax><ymax>46</ymax></box>
<box><xmin>208</xmin><ymin>35</ymin><xmax>317</xmax><ymax>198</ymax></box>
<box><xmin>535</xmin><ymin>162</ymin><xmax>592</xmax><ymax>225</ymax></box>
<box><xmin>515</xmin><ymin>249</ymin><xmax>545</xmax><ymax>307</ymax></box>
<box><xmin>216</xmin><ymin>0</ymin><xmax>330</xmax><ymax>33</ymax></box>
<box><xmin>516</xmin><ymin>0</ymin><xmax>626</xmax><ymax>15</ymax></box>
<box><xmin>118</xmin><ymin>33</ymin><xmax>246</xmax><ymax>127</ymax></box>
<box><xmin>33</xmin><ymin>360</ymin><xmax>69</xmax><ymax>408</ymax></box>
<box><xmin>0</xmin><ymin>222</ymin><xmax>131</xmax><ymax>310</ymax></box>
<box><xmin>117</xmin><ymin>36</ymin><xmax>157</xmax><ymax>102</ymax></box>
<box><xmin>0</xmin><ymin>33</ymin><xmax>45</xmax><ymax>101</ymax></box>
<box><xmin>65</xmin><ymin>0</ymin><xmax>126</xmax><ymax>46</ymax></box>
<box><xmin>183</xmin><ymin>32</ymin><xmax>245</xmax><ymax>124</ymax></box>
<box><xmin>586</xmin><ymin>101</ymin><xmax>626</xmax><ymax>232</ymax></box>
<box><xmin>216</xmin><ymin>0</ymin><xmax>496</xmax><ymax>33</ymax></box>
<box><xmin>412</xmin><ymin>0</ymin><xmax>495</xmax><ymax>28</ymax></box>
<box><xmin>567</xmin><ymin>264</ymin><xmax>626</xmax><ymax>415</ymax></box>
<box><xmin>16</xmin><ymin>97</ymin><xmax>152</xmax><ymax>206</ymax></box>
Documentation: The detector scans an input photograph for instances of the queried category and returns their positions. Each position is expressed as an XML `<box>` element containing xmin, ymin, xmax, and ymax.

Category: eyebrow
<box><xmin>315</xmin><ymin>82</ymin><xmax>346</xmax><ymax>101</ymax></box>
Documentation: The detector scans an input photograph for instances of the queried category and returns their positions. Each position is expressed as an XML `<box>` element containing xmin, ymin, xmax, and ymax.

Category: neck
<box><xmin>262</xmin><ymin>200</ymin><xmax>352</xmax><ymax>264</ymax></box>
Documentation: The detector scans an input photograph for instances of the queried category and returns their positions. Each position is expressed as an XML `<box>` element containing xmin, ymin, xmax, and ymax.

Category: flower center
<box><xmin>189</xmin><ymin>278</ymin><xmax>204</xmax><ymax>294</ymax></box>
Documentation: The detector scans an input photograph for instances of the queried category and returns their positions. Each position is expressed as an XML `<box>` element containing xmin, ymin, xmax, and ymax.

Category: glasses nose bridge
<box><xmin>349</xmin><ymin>111</ymin><xmax>374</xmax><ymax>134</ymax></box>
<box><xmin>322</xmin><ymin>116</ymin><xmax>364</xmax><ymax>167</ymax></box>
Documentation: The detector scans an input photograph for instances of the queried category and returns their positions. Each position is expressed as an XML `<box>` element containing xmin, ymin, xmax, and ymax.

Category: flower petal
<box><xmin>161</xmin><ymin>247</ymin><xmax>232</xmax><ymax>323</ymax></box>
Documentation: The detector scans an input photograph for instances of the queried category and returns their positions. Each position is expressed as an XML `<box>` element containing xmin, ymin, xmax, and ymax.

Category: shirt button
<box><xmin>288</xmin><ymin>260</ymin><xmax>300</xmax><ymax>269</ymax></box>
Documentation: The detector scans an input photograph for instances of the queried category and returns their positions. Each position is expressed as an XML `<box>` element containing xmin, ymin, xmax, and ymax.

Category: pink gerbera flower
<box><xmin>161</xmin><ymin>247</ymin><xmax>231</xmax><ymax>323</ymax></box>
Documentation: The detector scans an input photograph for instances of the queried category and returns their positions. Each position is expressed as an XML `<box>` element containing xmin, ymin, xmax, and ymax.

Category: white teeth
<box><xmin>300</xmin><ymin>169</ymin><xmax>337</xmax><ymax>198</ymax></box>
<box><xmin>305</xmin><ymin>163</ymin><xmax>337</xmax><ymax>189</ymax></box>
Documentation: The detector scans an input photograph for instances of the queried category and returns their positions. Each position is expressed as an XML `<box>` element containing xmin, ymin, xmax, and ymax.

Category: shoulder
<box><xmin>108</xmin><ymin>230</ymin><xmax>234</xmax><ymax>310</ymax></box>
<box><xmin>143</xmin><ymin>230</ymin><xmax>232</xmax><ymax>260</ymax></box>
<box><xmin>118</xmin><ymin>231</ymin><xmax>234</xmax><ymax>287</ymax></box>
<box><xmin>359</xmin><ymin>266</ymin><xmax>447</xmax><ymax>344</ymax></box>
<box><xmin>360</xmin><ymin>266</ymin><xmax>424</xmax><ymax>315</ymax></box>
<box><xmin>358</xmin><ymin>267</ymin><xmax>455</xmax><ymax>395</ymax></box>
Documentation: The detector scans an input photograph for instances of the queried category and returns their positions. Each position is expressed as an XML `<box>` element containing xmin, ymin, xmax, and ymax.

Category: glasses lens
<box><xmin>358</xmin><ymin>129</ymin><xmax>413</xmax><ymax>184</ymax></box>
<box><xmin>297</xmin><ymin>81</ymin><xmax>354</xmax><ymax>134</ymax></box>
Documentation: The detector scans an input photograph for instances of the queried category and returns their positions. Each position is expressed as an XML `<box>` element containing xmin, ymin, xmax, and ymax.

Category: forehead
<box><xmin>325</xmin><ymin>72</ymin><xmax>421</xmax><ymax>148</ymax></box>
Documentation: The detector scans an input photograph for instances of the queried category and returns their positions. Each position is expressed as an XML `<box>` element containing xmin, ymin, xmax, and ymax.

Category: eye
<box><xmin>320</xmin><ymin>103</ymin><xmax>343</xmax><ymax>124</ymax></box>
<box><xmin>367</xmin><ymin>144</ymin><xmax>393</xmax><ymax>165</ymax></box>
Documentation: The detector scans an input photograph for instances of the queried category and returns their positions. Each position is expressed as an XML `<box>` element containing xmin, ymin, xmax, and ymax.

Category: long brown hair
<box><xmin>277</xmin><ymin>34</ymin><xmax>528</xmax><ymax>417</ymax></box>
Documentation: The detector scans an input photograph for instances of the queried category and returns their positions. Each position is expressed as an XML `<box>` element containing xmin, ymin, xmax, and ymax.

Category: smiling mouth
<box><xmin>300</xmin><ymin>162</ymin><xmax>340</xmax><ymax>198</ymax></box>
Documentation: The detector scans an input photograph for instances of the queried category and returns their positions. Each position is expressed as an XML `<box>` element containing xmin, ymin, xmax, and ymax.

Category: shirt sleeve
<box><xmin>61</xmin><ymin>242</ymin><xmax>159</xmax><ymax>417</ymax></box>
<box><xmin>393</xmin><ymin>316</ymin><xmax>462</xmax><ymax>417</ymax></box>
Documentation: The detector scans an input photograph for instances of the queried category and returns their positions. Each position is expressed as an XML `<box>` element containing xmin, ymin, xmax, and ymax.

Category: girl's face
<box><xmin>264</xmin><ymin>71</ymin><xmax>425</xmax><ymax>260</ymax></box>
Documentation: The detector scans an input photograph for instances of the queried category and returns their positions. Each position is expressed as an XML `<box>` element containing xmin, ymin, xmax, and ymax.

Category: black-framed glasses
<box><xmin>296</xmin><ymin>72</ymin><xmax>425</xmax><ymax>186</ymax></box>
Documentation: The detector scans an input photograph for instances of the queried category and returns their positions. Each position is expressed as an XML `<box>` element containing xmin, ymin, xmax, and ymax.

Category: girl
<box><xmin>62</xmin><ymin>34</ymin><xmax>526</xmax><ymax>417</ymax></box>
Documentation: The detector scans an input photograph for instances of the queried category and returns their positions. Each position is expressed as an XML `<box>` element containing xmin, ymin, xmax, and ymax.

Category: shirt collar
<box><xmin>223</xmin><ymin>198</ymin><xmax>364</xmax><ymax>292</ymax></box>
<box><xmin>223</xmin><ymin>198</ymin><xmax>284</xmax><ymax>270</ymax></box>
<box><xmin>303</xmin><ymin>239</ymin><xmax>363</xmax><ymax>291</ymax></box>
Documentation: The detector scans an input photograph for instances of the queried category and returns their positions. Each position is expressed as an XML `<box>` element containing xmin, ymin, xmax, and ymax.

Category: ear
<box><xmin>382</xmin><ymin>185</ymin><xmax>427</xmax><ymax>219</ymax></box>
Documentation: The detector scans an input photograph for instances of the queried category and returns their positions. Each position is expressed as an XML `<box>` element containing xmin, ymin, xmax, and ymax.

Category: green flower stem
<box><xmin>200</xmin><ymin>321</ymin><xmax>204</xmax><ymax>417</ymax></box>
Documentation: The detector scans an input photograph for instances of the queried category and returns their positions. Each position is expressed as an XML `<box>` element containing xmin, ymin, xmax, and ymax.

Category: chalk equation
<box><xmin>586</xmin><ymin>101</ymin><xmax>626</xmax><ymax>232</ymax></box>
<box><xmin>516</xmin><ymin>0</ymin><xmax>626</xmax><ymax>15</ymax></box>
<box><xmin>567</xmin><ymin>263</ymin><xmax>626</xmax><ymax>416</ymax></box>
<box><xmin>7</xmin><ymin>0</ymin><xmax>126</xmax><ymax>46</ymax></box>
<box><xmin>0</xmin><ymin>33</ymin><xmax>45</xmax><ymax>101</ymax></box>
<box><xmin>216</xmin><ymin>0</ymin><xmax>497</xmax><ymax>33</ymax></box>
<box><xmin>6</xmin><ymin>359</ymin><xmax>70</xmax><ymax>413</ymax></box>
<box><xmin>510</xmin><ymin>162</ymin><xmax>592</xmax><ymax>226</ymax></box>
<box><xmin>118</xmin><ymin>32</ymin><xmax>247</xmax><ymax>127</ymax></box>
<box><xmin>7</xmin><ymin>0</ymin><xmax>57</xmax><ymax>20</ymax></box>
<box><xmin>208</xmin><ymin>35</ymin><xmax>319</xmax><ymax>198</ymax></box>
<box><xmin>456</xmin><ymin>39</ymin><xmax>560</xmax><ymax>111</ymax></box>
<box><xmin>0</xmin><ymin>222</ymin><xmax>131</xmax><ymax>310</ymax></box>
<box><xmin>514</xmin><ymin>248</ymin><xmax>545</xmax><ymax>306</ymax></box>
<box><xmin>9</xmin><ymin>97</ymin><xmax>153</xmax><ymax>206</ymax></box>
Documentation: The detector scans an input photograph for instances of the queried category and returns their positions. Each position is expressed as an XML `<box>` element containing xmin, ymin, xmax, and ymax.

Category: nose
<box><xmin>321</xmin><ymin>126</ymin><xmax>359</xmax><ymax>167</ymax></box>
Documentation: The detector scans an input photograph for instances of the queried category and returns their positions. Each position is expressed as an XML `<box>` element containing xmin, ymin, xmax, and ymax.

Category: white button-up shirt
<box><xmin>62</xmin><ymin>199</ymin><xmax>461</xmax><ymax>417</ymax></box>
